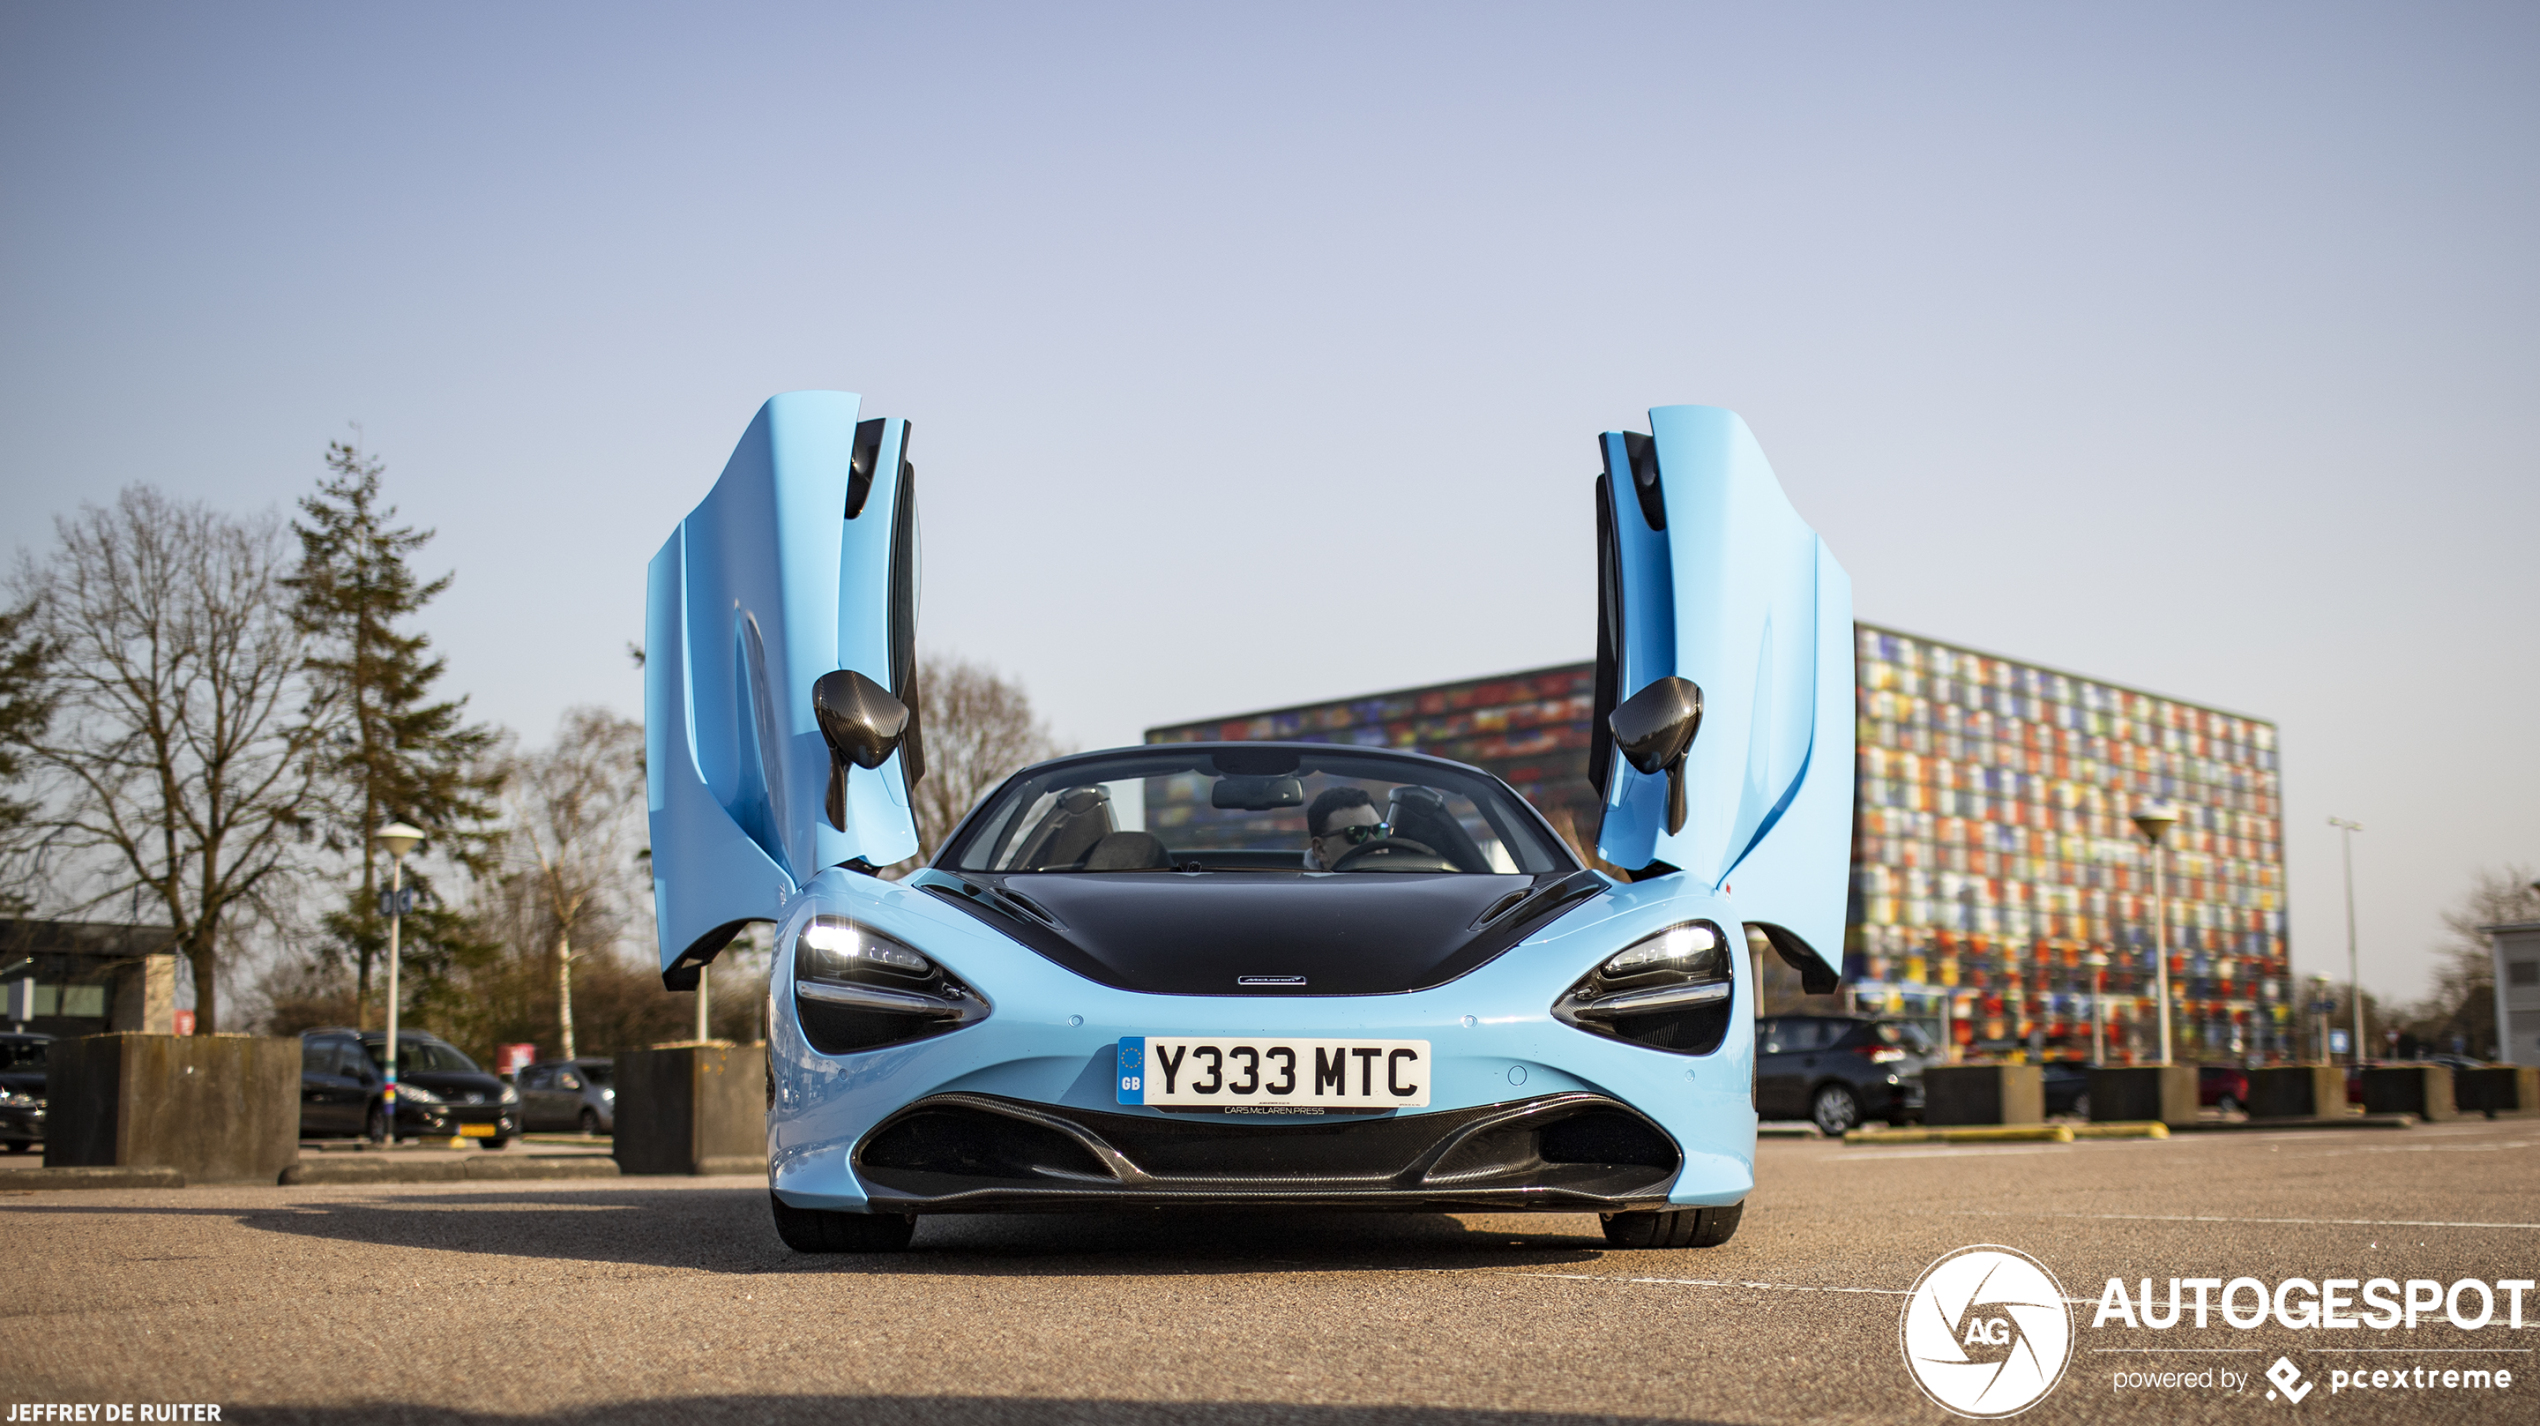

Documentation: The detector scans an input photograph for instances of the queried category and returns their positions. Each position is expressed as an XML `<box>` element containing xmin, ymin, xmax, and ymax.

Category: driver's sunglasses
<box><xmin>1320</xmin><ymin>821</ymin><xmax>1391</xmax><ymax>846</ymax></box>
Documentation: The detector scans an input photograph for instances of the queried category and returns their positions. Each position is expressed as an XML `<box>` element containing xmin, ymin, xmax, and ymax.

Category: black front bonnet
<box><xmin>925</xmin><ymin>870</ymin><xmax>1602</xmax><ymax>996</ymax></box>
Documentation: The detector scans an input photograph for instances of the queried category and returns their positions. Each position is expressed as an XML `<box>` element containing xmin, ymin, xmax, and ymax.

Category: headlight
<box><xmin>600</xmin><ymin>1087</ymin><xmax>615</xmax><ymax>1101</ymax></box>
<box><xmin>393</xmin><ymin>1082</ymin><xmax>445</xmax><ymax>1105</ymax></box>
<box><xmin>1603</xmin><ymin>922</ymin><xmax>1724</xmax><ymax>977</ymax></box>
<box><xmin>792</xmin><ymin>915</ymin><xmax>989</xmax><ymax>1056</ymax></box>
<box><xmin>499</xmin><ymin>1084</ymin><xmax>520</xmax><ymax>1104</ymax></box>
<box><xmin>1553</xmin><ymin>920</ymin><xmax>1735</xmax><ymax>1055</ymax></box>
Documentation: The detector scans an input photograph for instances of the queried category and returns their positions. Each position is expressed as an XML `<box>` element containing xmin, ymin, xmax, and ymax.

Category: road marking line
<box><xmin>1825</xmin><ymin>1146</ymin><xmax>2079</xmax><ymax>1161</ymax></box>
<box><xmin>1461</xmin><ymin>1269</ymin><xmax>1908</xmax><ymax>1296</ymax></box>
<box><xmin>1949</xmin><ymin>1210</ymin><xmax>2540</xmax><ymax>1231</ymax></box>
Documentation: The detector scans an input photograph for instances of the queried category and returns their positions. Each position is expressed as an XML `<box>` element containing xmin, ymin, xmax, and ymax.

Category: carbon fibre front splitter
<box><xmin>849</xmin><ymin>1090</ymin><xmax>1686</xmax><ymax>1215</ymax></box>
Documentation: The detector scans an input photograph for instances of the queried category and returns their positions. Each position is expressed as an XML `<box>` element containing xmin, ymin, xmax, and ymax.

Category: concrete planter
<box><xmin>2360</xmin><ymin>1065</ymin><xmax>2457</xmax><ymax>1121</ymax></box>
<box><xmin>45</xmin><ymin>1033</ymin><xmax>299</xmax><ymax>1184</ymax></box>
<box><xmin>614</xmin><ymin>1041</ymin><xmax>768</xmax><ymax>1176</ymax></box>
<box><xmin>2087</xmin><ymin>1065</ymin><xmax>2198</xmax><ymax>1125</ymax></box>
<box><xmin>2453</xmin><ymin>1066</ymin><xmax>2540</xmax><ymax>1118</ymax></box>
<box><xmin>2248</xmin><ymin>1065</ymin><xmax>2346</xmax><ymax>1119</ymax></box>
<box><xmin>1923</xmin><ymin>1064</ymin><xmax>2044</xmax><ymax>1126</ymax></box>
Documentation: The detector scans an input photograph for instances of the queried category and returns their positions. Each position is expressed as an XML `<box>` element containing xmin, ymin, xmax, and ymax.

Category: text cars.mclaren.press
<box><xmin>646</xmin><ymin>394</ymin><xmax>1854</xmax><ymax>1252</ymax></box>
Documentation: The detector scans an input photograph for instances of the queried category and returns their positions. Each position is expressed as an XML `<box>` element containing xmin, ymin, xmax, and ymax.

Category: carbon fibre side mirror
<box><xmin>1609</xmin><ymin>676</ymin><xmax>1703</xmax><ymax>836</ymax></box>
<box><xmin>814</xmin><ymin>669</ymin><xmax>910</xmax><ymax>830</ymax></box>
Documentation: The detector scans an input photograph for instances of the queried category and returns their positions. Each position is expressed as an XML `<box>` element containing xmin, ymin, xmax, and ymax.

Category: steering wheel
<box><xmin>1329</xmin><ymin>836</ymin><xmax>1455</xmax><ymax>872</ymax></box>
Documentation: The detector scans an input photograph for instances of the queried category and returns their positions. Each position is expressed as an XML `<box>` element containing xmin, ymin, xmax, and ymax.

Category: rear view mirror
<box><xmin>814</xmin><ymin>669</ymin><xmax>911</xmax><ymax>830</ymax></box>
<box><xmin>1609</xmin><ymin>676</ymin><xmax>1703</xmax><ymax>835</ymax></box>
<box><xmin>1211</xmin><ymin>775</ymin><xmax>1305</xmax><ymax>811</ymax></box>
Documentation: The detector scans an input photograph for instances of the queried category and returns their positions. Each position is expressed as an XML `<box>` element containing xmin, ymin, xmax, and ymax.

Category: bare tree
<box><xmin>495</xmin><ymin>707</ymin><xmax>646</xmax><ymax>1059</ymax></box>
<box><xmin>2399</xmin><ymin>863</ymin><xmax>2540</xmax><ymax>1054</ymax></box>
<box><xmin>13</xmin><ymin>489</ymin><xmax>325</xmax><ymax>1032</ymax></box>
<box><xmin>907</xmin><ymin>653</ymin><xmax>1061</xmax><ymax>862</ymax></box>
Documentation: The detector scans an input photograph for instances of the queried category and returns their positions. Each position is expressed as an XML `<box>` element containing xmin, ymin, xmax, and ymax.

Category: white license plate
<box><xmin>1115</xmin><ymin>1037</ymin><xmax>1430</xmax><ymax>1110</ymax></box>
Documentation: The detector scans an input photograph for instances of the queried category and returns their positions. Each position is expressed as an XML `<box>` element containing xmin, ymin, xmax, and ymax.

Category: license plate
<box><xmin>457</xmin><ymin>1123</ymin><xmax>497</xmax><ymax>1138</ymax></box>
<box><xmin>1116</xmin><ymin>1037</ymin><xmax>1430</xmax><ymax>1110</ymax></box>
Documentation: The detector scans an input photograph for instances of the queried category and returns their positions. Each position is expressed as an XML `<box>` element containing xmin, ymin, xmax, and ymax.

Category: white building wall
<box><xmin>2493</xmin><ymin>924</ymin><xmax>2540</xmax><ymax>1067</ymax></box>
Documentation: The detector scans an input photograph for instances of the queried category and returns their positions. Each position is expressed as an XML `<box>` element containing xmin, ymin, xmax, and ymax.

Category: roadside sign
<box><xmin>378</xmin><ymin>887</ymin><xmax>418</xmax><ymax>917</ymax></box>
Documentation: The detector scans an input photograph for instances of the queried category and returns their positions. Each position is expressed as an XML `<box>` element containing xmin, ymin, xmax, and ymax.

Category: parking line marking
<box><xmin>1949</xmin><ymin>1210</ymin><xmax>2540</xmax><ymax>1232</ymax></box>
<box><xmin>1473</xmin><ymin>1270</ymin><xmax>1909</xmax><ymax>1296</ymax></box>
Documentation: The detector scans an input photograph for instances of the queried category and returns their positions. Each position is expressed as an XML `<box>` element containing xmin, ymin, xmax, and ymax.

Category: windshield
<box><xmin>363</xmin><ymin>1038</ymin><xmax>482</xmax><ymax>1074</ymax></box>
<box><xmin>578</xmin><ymin>1062</ymin><xmax>611</xmax><ymax>1087</ymax></box>
<box><xmin>1873</xmin><ymin>1021</ymin><xmax>1938</xmax><ymax>1055</ymax></box>
<box><xmin>0</xmin><ymin>1038</ymin><xmax>46</xmax><ymax>1070</ymax></box>
<box><xmin>943</xmin><ymin>746</ymin><xmax>1575</xmax><ymax>876</ymax></box>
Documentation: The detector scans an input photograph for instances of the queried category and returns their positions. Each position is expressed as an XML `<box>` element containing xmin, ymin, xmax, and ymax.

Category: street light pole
<box><xmin>2133</xmin><ymin>805</ymin><xmax>2181</xmax><ymax>1066</ymax></box>
<box><xmin>2329</xmin><ymin>817</ymin><xmax>2364</xmax><ymax>1068</ymax></box>
<box><xmin>373</xmin><ymin>821</ymin><xmax>426</xmax><ymax>1141</ymax></box>
<box><xmin>2086</xmin><ymin>949</ymin><xmax>2110</xmax><ymax>1065</ymax></box>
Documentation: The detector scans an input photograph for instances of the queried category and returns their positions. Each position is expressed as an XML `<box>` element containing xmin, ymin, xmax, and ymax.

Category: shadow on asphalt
<box><xmin>229</xmin><ymin>1398</ymin><xmax>1729</xmax><ymax>1426</ymax></box>
<box><xmin>1</xmin><ymin>1184</ymin><xmax>1612</xmax><ymax>1274</ymax></box>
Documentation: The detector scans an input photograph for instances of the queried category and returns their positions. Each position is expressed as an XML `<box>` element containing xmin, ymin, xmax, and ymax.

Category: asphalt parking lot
<box><xmin>4</xmin><ymin>1118</ymin><xmax>2534</xmax><ymax>1425</ymax></box>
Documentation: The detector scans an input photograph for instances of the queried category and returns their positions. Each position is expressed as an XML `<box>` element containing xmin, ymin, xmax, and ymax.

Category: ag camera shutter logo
<box><xmin>1900</xmin><ymin>1246</ymin><xmax>2075</xmax><ymax>1417</ymax></box>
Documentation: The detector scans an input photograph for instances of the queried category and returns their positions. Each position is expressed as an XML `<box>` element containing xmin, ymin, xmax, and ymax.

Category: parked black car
<box><xmin>2041</xmin><ymin>1061</ymin><xmax>2091</xmax><ymax>1118</ymax></box>
<box><xmin>1755</xmin><ymin>1015</ymin><xmax>1934</xmax><ymax>1134</ymax></box>
<box><xmin>516</xmin><ymin>1058</ymin><xmax>614</xmax><ymax>1134</ymax></box>
<box><xmin>0</xmin><ymin>1032</ymin><xmax>47</xmax><ymax>1151</ymax></box>
<box><xmin>299</xmin><ymin>1029</ymin><xmax>520</xmax><ymax>1145</ymax></box>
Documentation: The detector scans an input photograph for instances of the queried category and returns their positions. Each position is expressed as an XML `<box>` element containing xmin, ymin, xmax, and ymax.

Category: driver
<box><xmin>1306</xmin><ymin>786</ymin><xmax>1388</xmax><ymax>870</ymax></box>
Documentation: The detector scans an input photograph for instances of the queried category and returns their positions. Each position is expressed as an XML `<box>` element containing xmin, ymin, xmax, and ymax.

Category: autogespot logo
<box><xmin>1901</xmin><ymin>1246</ymin><xmax>2076</xmax><ymax>1418</ymax></box>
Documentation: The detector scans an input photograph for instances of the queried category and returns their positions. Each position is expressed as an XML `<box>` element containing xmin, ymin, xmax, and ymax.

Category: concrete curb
<box><xmin>1756</xmin><ymin>1124</ymin><xmax>1824</xmax><ymax>1139</ymax></box>
<box><xmin>1</xmin><ymin>1166</ymin><xmax>188</xmax><ymax>1189</ymax></box>
<box><xmin>2169</xmin><ymin>1114</ymin><xmax>2417</xmax><ymax>1132</ymax></box>
<box><xmin>1845</xmin><ymin>1124</ymin><xmax>2077</xmax><ymax>1145</ymax></box>
<box><xmin>280</xmin><ymin>1156</ymin><xmax>623</xmax><ymax>1186</ymax></box>
<box><xmin>691</xmin><ymin>1156</ymin><xmax>769</xmax><ymax>1177</ymax></box>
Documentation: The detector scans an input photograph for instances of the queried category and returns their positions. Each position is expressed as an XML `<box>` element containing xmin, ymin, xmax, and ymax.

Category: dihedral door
<box><xmin>1590</xmin><ymin>405</ymin><xmax>1855</xmax><ymax>980</ymax></box>
<box><xmin>644</xmin><ymin>391</ymin><xmax>923</xmax><ymax>975</ymax></box>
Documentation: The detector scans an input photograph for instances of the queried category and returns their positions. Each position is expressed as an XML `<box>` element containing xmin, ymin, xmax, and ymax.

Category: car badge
<box><xmin>1236</xmin><ymin>975</ymin><xmax>1307</xmax><ymax>986</ymax></box>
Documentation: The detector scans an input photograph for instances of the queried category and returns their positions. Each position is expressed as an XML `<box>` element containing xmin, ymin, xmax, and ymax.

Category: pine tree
<box><xmin>284</xmin><ymin>440</ymin><xmax>502</xmax><ymax>1023</ymax></box>
<box><xmin>0</xmin><ymin>599</ymin><xmax>56</xmax><ymax>914</ymax></box>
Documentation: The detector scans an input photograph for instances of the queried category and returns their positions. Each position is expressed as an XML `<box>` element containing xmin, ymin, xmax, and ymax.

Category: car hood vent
<box><xmin>923</xmin><ymin>870</ymin><xmax>1603</xmax><ymax>996</ymax></box>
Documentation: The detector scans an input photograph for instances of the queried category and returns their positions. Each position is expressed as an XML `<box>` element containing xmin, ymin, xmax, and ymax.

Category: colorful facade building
<box><xmin>1146</xmin><ymin>625</ymin><xmax>2291</xmax><ymax>1062</ymax></box>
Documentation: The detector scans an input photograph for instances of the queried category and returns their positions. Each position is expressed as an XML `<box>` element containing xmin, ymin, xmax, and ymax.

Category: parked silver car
<box><xmin>516</xmin><ymin>1058</ymin><xmax>613</xmax><ymax>1134</ymax></box>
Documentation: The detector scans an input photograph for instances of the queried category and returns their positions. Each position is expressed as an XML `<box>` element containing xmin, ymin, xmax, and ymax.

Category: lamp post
<box><xmin>2132</xmin><ymin>805</ymin><xmax>2181</xmax><ymax>1065</ymax></box>
<box><xmin>373</xmin><ymin>821</ymin><xmax>426</xmax><ymax>1139</ymax></box>
<box><xmin>2085</xmin><ymin>949</ymin><xmax>2111</xmax><ymax>1065</ymax></box>
<box><xmin>2328</xmin><ymin>817</ymin><xmax>2364</xmax><ymax>1068</ymax></box>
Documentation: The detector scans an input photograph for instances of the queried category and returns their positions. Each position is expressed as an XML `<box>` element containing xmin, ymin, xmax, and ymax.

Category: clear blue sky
<box><xmin>3</xmin><ymin>3</ymin><xmax>2533</xmax><ymax>1008</ymax></box>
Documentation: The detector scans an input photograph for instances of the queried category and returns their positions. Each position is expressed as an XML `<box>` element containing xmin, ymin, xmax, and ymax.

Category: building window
<box><xmin>2509</xmin><ymin>960</ymin><xmax>2540</xmax><ymax>988</ymax></box>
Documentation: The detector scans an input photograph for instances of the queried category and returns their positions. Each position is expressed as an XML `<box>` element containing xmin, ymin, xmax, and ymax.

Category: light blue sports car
<box><xmin>645</xmin><ymin>394</ymin><xmax>1853</xmax><ymax>1252</ymax></box>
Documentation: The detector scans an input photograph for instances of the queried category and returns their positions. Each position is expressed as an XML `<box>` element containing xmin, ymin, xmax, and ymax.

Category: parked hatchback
<box><xmin>2199</xmin><ymin>1064</ymin><xmax>2249</xmax><ymax>1115</ymax></box>
<box><xmin>2041</xmin><ymin>1061</ymin><xmax>2091</xmax><ymax>1118</ymax></box>
<box><xmin>0</xmin><ymin>1033</ymin><xmax>48</xmax><ymax>1152</ymax></box>
<box><xmin>300</xmin><ymin>1029</ymin><xmax>520</xmax><ymax>1145</ymax></box>
<box><xmin>1755</xmin><ymin>1015</ymin><xmax>1934</xmax><ymax>1135</ymax></box>
<box><xmin>516</xmin><ymin>1058</ymin><xmax>614</xmax><ymax>1134</ymax></box>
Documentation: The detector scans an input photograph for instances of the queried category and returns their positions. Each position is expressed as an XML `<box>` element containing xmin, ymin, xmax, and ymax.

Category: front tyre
<box><xmin>770</xmin><ymin>1194</ymin><xmax>916</xmax><ymax>1253</ymax></box>
<box><xmin>1600</xmin><ymin>1203</ymin><xmax>1743</xmax><ymax>1249</ymax></box>
<box><xmin>1811</xmin><ymin>1084</ymin><xmax>1862</xmax><ymax>1137</ymax></box>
